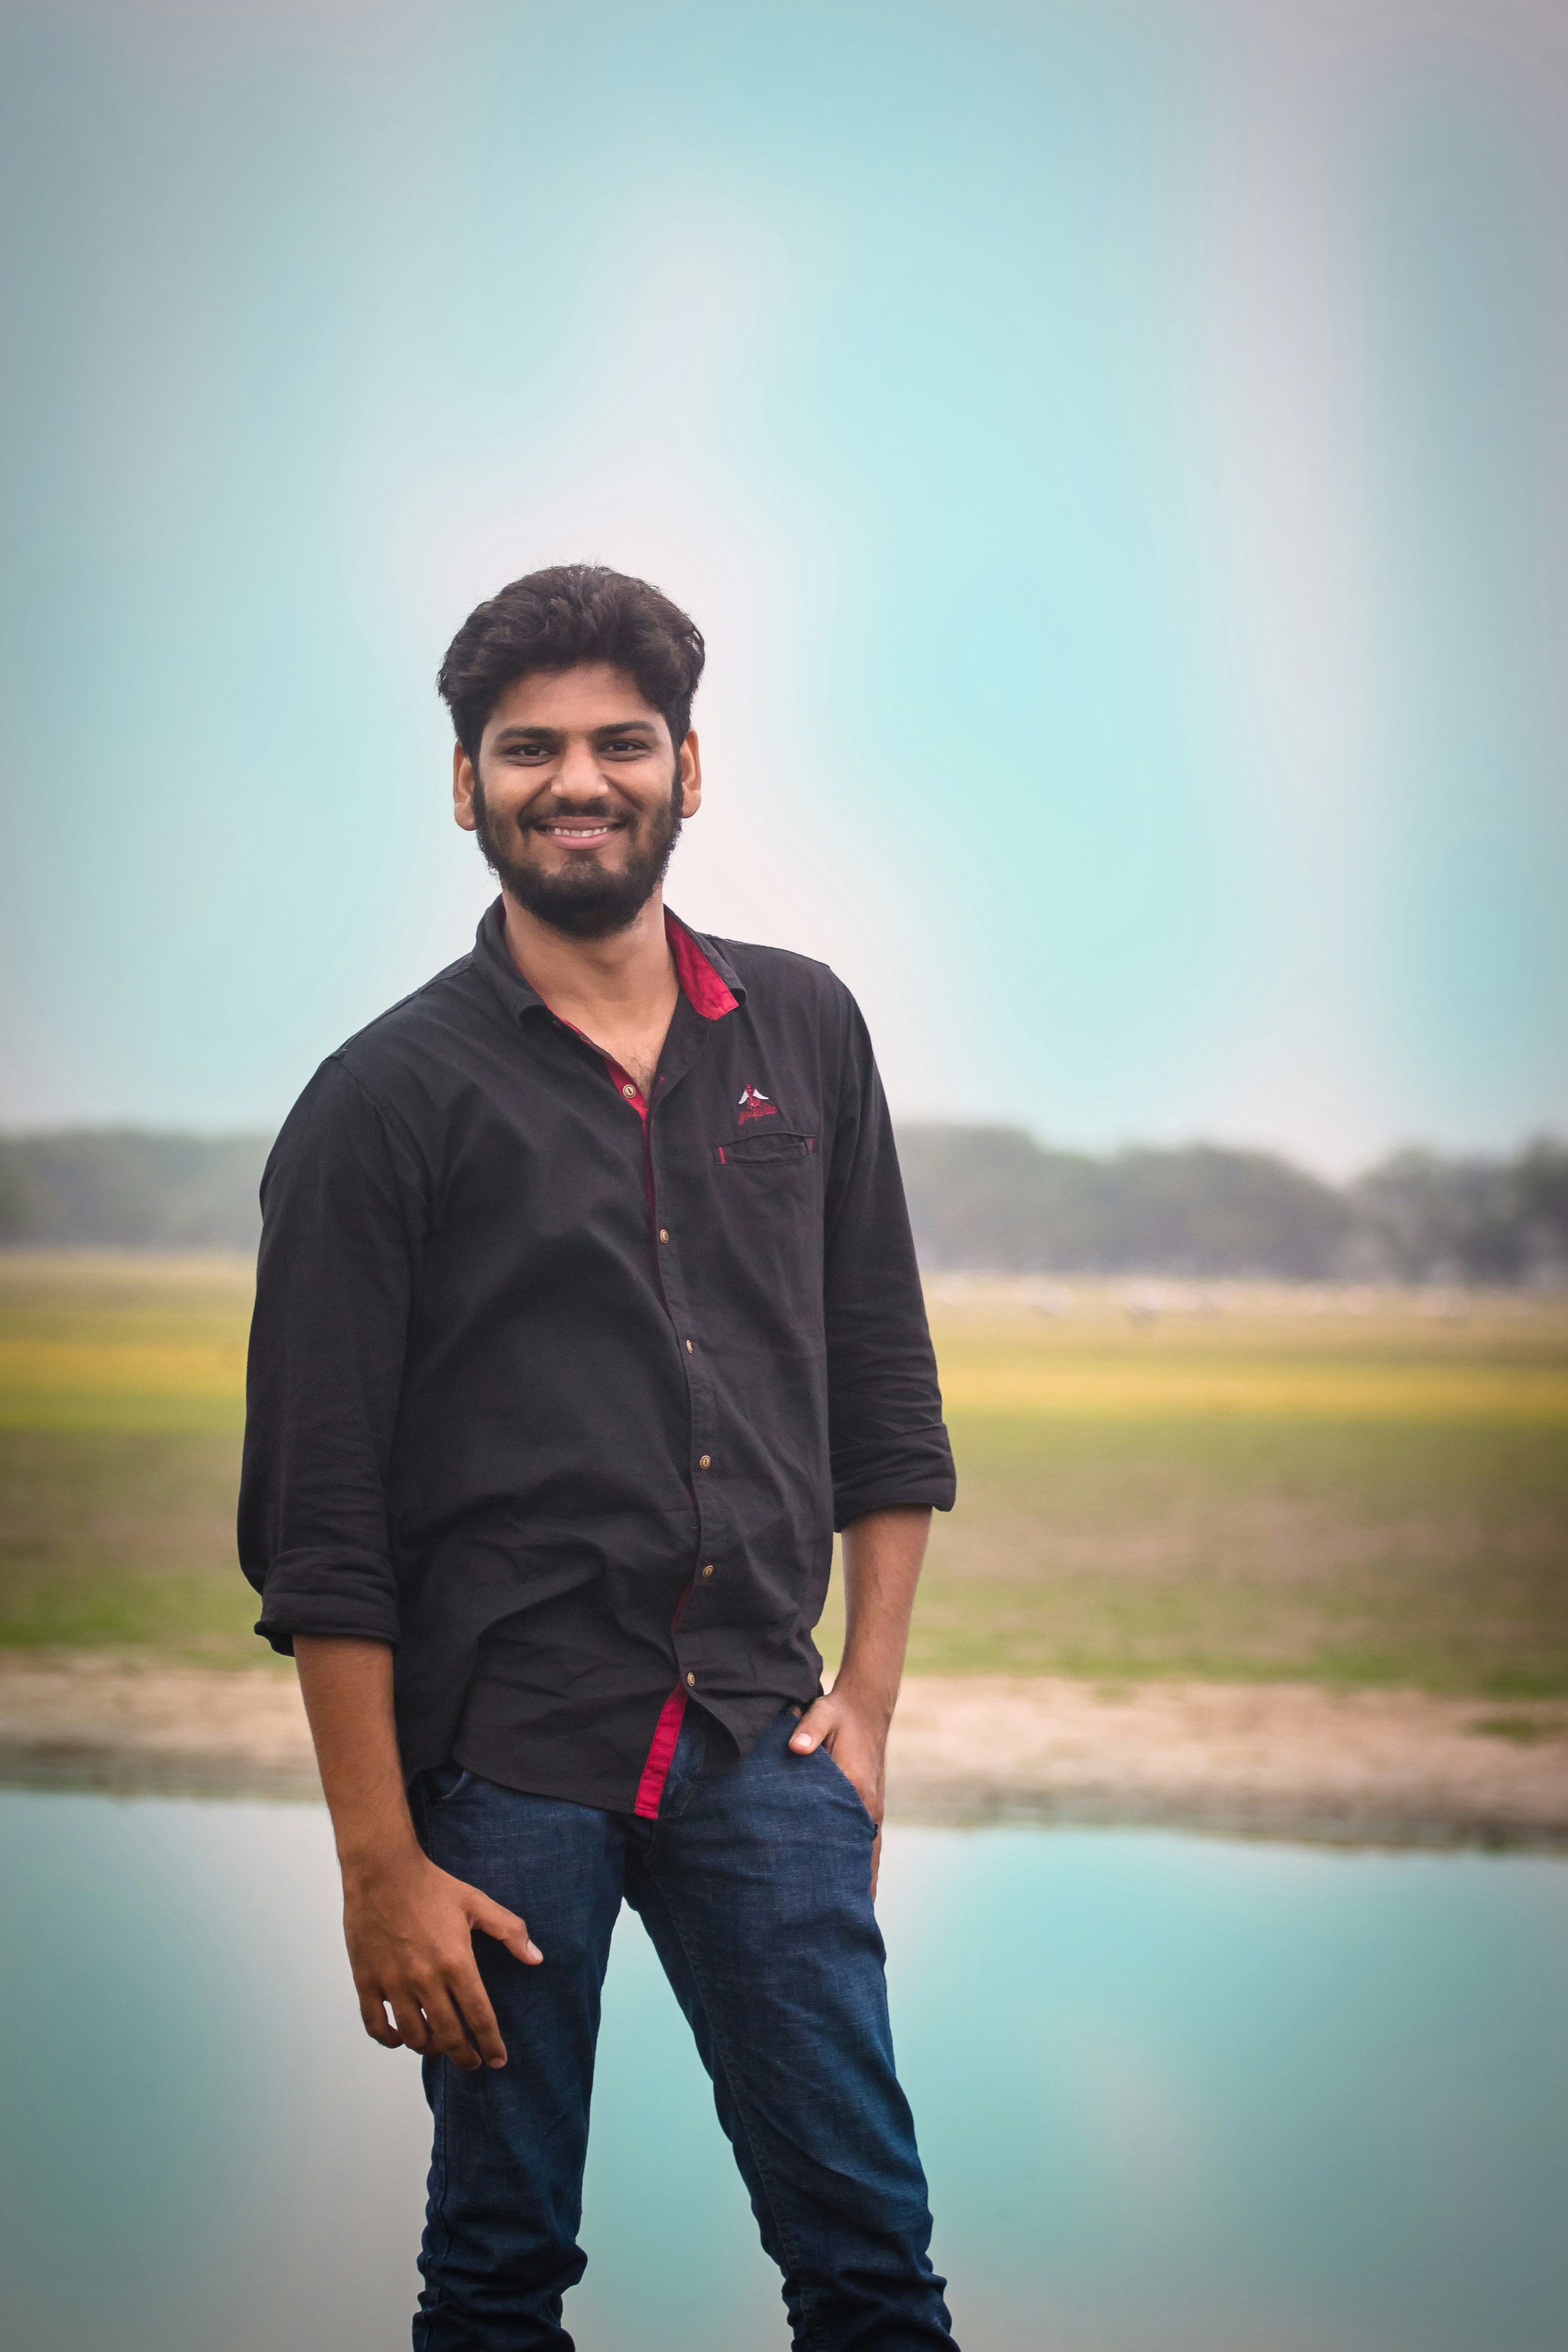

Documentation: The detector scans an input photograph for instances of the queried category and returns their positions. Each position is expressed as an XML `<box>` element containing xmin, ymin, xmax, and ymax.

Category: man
<box><xmin>240</xmin><ymin>564</ymin><xmax>959</xmax><ymax>2350</ymax></box>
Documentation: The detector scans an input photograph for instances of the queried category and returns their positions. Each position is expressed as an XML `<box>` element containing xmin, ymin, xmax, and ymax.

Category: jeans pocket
<box><xmin>425</xmin><ymin>1762</ymin><xmax>474</xmax><ymax>1808</ymax></box>
<box><xmin>817</xmin><ymin>1746</ymin><xmax>880</xmax><ymax>1836</ymax></box>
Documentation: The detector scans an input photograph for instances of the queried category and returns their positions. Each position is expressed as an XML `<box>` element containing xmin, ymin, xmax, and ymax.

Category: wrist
<box><xmin>826</xmin><ymin>1669</ymin><xmax>898</xmax><ymax>1730</ymax></box>
<box><xmin>336</xmin><ymin>1824</ymin><xmax>424</xmax><ymax>1881</ymax></box>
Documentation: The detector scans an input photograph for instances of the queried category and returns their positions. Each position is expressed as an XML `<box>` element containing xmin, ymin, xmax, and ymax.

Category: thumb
<box><xmin>470</xmin><ymin>1892</ymin><xmax>544</xmax><ymax>1965</ymax></box>
<box><xmin>789</xmin><ymin>1697</ymin><xmax>836</xmax><ymax>1754</ymax></box>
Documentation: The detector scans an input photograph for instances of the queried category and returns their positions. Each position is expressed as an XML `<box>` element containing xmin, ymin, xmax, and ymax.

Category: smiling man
<box><xmin>239</xmin><ymin>564</ymin><xmax>960</xmax><ymax>2351</ymax></box>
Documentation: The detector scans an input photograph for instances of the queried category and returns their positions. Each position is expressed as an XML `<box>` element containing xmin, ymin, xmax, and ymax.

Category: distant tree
<box><xmin>0</xmin><ymin>1131</ymin><xmax>270</xmax><ymax>1249</ymax></box>
<box><xmin>1349</xmin><ymin>1149</ymin><xmax>1523</xmax><ymax>1284</ymax></box>
<box><xmin>1094</xmin><ymin>1145</ymin><xmax>1351</xmax><ymax>1278</ymax></box>
<box><xmin>896</xmin><ymin>1128</ymin><xmax>1350</xmax><ymax>1276</ymax></box>
<box><xmin>0</xmin><ymin>1149</ymin><xmax>43</xmax><ymax>1241</ymax></box>
<box><xmin>1509</xmin><ymin>1137</ymin><xmax>1568</xmax><ymax>1283</ymax></box>
<box><xmin>896</xmin><ymin>1127</ymin><xmax>1104</xmax><ymax>1269</ymax></box>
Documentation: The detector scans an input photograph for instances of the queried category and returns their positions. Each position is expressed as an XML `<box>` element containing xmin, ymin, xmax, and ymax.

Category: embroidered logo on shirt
<box><xmin>737</xmin><ymin>1085</ymin><xmax>779</xmax><ymax>1126</ymax></box>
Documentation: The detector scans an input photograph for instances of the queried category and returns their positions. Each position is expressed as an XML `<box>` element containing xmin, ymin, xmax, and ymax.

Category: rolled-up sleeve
<box><xmin>822</xmin><ymin>995</ymin><xmax>956</xmax><ymax>1528</ymax></box>
<box><xmin>238</xmin><ymin>1056</ymin><xmax>426</xmax><ymax>1653</ymax></box>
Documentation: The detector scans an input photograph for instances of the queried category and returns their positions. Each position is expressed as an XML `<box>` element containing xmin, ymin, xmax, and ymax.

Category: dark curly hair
<box><xmin>436</xmin><ymin>564</ymin><xmax>706</xmax><ymax>764</ymax></box>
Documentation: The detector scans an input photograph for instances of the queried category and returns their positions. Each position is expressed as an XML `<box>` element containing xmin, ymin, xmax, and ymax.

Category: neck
<box><xmin>500</xmin><ymin>884</ymin><xmax>674</xmax><ymax>1016</ymax></box>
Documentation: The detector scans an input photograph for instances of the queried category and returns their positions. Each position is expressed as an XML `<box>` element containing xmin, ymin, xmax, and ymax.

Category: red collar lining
<box><xmin>666</xmin><ymin>914</ymin><xmax>738</xmax><ymax>1019</ymax></box>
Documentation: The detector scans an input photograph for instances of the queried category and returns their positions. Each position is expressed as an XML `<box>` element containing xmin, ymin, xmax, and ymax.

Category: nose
<box><xmin>552</xmin><ymin>738</ymin><xmax>607</xmax><ymax>801</ymax></box>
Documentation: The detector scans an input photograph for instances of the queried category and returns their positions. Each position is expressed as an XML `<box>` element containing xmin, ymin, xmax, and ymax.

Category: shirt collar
<box><xmin>472</xmin><ymin>898</ymin><xmax>744</xmax><ymax>1027</ymax></box>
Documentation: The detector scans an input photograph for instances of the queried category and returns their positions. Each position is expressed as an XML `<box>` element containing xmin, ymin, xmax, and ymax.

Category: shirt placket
<box><xmin>566</xmin><ymin>1019</ymin><xmax>726</xmax><ymax>1811</ymax></box>
<box><xmin>644</xmin><ymin>1083</ymin><xmax>723</xmax><ymax>1670</ymax></box>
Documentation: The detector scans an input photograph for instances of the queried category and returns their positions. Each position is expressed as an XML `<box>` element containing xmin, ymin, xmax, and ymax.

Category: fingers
<box><xmin>365</xmin><ymin>1949</ymin><xmax>510</xmax><ymax>2072</ymax></box>
<box><xmin>789</xmin><ymin>1696</ymin><xmax>838</xmax><ymax>1753</ymax></box>
<box><xmin>355</xmin><ymin>1980</ymin><xmax>403</xmax><ymax>2049</ymax></box>
<box><xmin>388</xmin><ymin>1991</ymin><xmax>434</xmax><ymax>2053</ymax></box>
<box><xmin>355</xmin><ymin>1980</ymin><xmax>435</xmax><ymax>2057</ymax></box>
<box><xmin>413</xmin><ymin>1980</ymin><xmax>485</xmax><ymax>2072</ymax></box>
<box><xmin>448</xmin><ymin>1961</ymin><xmax>509</xmax><ymax>2069</ymax></box>
<box><xmin>357</xmin><ymin>1974</ymin><xmax>499</xmax><ymax>2071</ymax></box>
<box><xmin>470</xmin><ymin>1892</ymin><xmax>543</xmax><ymax>1966</ymax></box>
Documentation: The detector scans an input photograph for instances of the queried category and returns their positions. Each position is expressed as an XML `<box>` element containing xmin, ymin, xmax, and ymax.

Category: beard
<box><xmin>472</xmin><ymin>772</ymin><xmax>683</xmax><ymax>940</ymax></box>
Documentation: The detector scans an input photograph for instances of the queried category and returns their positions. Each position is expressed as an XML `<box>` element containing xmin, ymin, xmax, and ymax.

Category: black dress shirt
<box><xmin>239</xmin><ymin>901</ymin><xmax>955</xmax><ymax>1813</ymax></box>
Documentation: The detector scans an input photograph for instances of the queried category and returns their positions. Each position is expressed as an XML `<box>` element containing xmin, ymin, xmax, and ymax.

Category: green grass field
<box><xmin>1</xmin><ymin>1255</ymin><xmax>1565</xmax><ymax>1694</ymax></box>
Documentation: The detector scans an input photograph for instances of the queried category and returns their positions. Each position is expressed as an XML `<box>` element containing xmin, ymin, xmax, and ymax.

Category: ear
<box><xmin>453</xmin><ymin>741</ymin><xmax>478</xmax><ymax>833</ymax></box>
<box><xmin>678</xmin><ymin>730</ymin><xmax>702</xmax><ymax>820</ymax></box>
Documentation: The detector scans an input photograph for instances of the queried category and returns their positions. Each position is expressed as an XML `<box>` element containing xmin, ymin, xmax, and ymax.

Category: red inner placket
<box><xmin>537</xmin><ymin>914</ymin><xmax>735</xmax><ymax>1821</ymax></box>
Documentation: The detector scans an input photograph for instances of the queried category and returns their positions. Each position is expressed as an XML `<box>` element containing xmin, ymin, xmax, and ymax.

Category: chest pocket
<box><xmin>713</xmin><ymin>1131</ymin><xmax>816</xmax><ymax>1166</ymax></box>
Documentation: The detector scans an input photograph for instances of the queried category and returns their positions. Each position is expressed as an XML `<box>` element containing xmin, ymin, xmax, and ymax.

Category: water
<box><xmin>3</xmin><ymin>1793</ymin><xmax>1565</xmax><ymax>2352</ymax></box>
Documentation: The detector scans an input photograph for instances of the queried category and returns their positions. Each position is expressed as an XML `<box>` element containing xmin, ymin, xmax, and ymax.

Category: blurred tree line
<box><xmin>0</xmin><ymin>1131</ymin><xmax>272</xmax><ymax>1251</ymax></box>
<box><xmin>1</xmin><ymin>1126</ymin><xmax>1565</xmax><ymax>1284</ymax></box>
<box><xmin>899</xmin><ymin>1129</ymin><xmax>1568</xmax><ymax>1284</ymax></box>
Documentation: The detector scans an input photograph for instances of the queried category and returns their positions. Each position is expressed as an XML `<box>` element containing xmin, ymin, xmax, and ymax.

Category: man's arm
<box><xmin>796</xmin><ymin>985</ymin><xmax>955</xmax><ymax>1892</ymax></box>
<box><xmin>787</xmin><ymin>1504</ymin><xmax>931</xmax><ymax>1892</ymax></box>
<box><xmin>294</xmin><ymin>1635</ymin><xmax>542</xmax><ymax>2071</ymax></box>
<box><xmin>817</xmin><ymin>993</ymin><xmax>956</xmax><ymax>1534</ymax></box>
<box><xmin>245</xmin><ymin>1070</ymin><xmax>544</xmax><ymax>2069</ymax></box>
<box><xmin>240</xmin><ymin>1060</ymin><xmax>420</xmax><ymax>1654</ymax></box>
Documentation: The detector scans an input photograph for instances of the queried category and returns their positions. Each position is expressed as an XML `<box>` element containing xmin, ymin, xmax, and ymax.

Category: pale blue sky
<box><xmin>1</xmin><ymin>0</ymin><xmax>1564</xmax><ymax>1172</ymax></box>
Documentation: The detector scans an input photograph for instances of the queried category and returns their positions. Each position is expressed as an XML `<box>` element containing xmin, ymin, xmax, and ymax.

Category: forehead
<box><xmin>484</xmin><ymin>663</ymin><xmax>666</xmax><ymax>737</ymax></box>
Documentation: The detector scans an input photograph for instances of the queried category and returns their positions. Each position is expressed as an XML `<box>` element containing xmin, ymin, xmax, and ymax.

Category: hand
<box><xmin>342</xmin><ymin>1845</ymin><xmax>542</xmax><ymax>2071</ymax></box>
<box><xmin>788</xmin><ymin>1684</ymin><xmax>891</xmax><ymax>1896</ymax></box>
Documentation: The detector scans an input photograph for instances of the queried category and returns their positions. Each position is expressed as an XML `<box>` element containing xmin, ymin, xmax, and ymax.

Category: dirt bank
<box><xmin>887</xmin><ymin>1676</ymin><xmax>1568</xmax><ymax>1846</ymax></box>
<box><xmin>1</xmin><ymin>1656</ymin><xmax>1564</xmax><ymax>1846</ymax></box>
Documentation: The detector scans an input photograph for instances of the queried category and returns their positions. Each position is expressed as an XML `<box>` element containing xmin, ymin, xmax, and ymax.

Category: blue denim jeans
<box><xmin>408</xmin><ymin>1703</ymin><xmax>956</xmax><ymax>2350</ymax></box>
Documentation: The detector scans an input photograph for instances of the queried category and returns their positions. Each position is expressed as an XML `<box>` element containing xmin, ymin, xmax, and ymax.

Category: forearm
<box><xmin>294</xmin><ymin>1634</ymin><xmax>419</xmax><ymax>1869</ymax></box>
<box><xmin>294</xmin><ymin>1634</ymin><xmax>538</xmax><ymax>2067</ymax></box>
<box><xmin>833</xmin><ymin>1504</ymin><xmax>931</xmax><ymax>1723</ymax></box>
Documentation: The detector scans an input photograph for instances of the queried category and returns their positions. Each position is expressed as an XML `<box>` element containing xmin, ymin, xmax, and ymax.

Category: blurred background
<box><xmin>1</xmin><ymin>5</ymin><xmax>1566</xmax><ymax>2350</ymax></box>
<box><xmin>1</xmin><ymin>0</ymin><xmax>1566</xmax><ymax>1175</ymax></box>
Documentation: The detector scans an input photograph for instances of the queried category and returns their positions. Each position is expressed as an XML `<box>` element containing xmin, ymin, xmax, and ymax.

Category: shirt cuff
<box><xmin>252</xmin><ymin>1547</ymin><xmax>402</xmax><ymax>1655</ymax></box>
<box><xmin>832</xmin><ymin>1473</ymin><xmax>957</xmax><ymax>1531</ymax></box>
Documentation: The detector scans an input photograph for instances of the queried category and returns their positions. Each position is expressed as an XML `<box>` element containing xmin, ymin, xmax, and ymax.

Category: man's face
<box><xmin>453</xmin><ymin>663</ymin><xmax>702</xmax><ymax>940</ymax></box>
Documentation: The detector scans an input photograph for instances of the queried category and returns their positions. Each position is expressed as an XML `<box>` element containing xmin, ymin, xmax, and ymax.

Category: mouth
<box><xmin>531</xmin><ymin>818</ymin><xmax>627</xmax><ymax>851</ymax></box>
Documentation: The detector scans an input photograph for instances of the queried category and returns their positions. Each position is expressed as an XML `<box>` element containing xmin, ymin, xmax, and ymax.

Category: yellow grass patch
<box><xmin>0</xmin><ymin>1340</ymin><xmax>247</xmax><ymax>1432</ymax></box>
<box><xmin>939</xmin><ymin>1358</ymin><xmax>1568</xmax><ymax>1423</ymax></box>
<box><xmin>2</xmin><ymin>1259</ymin><xmax>1564</xmax><ymax>1688</ymax></box>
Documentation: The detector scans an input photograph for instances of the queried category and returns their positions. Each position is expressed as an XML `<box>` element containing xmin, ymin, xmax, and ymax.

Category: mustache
<box><xmin>521</xmin><ymin>798</ymin><xmax>633</xmax><ymax>830</ymax></box>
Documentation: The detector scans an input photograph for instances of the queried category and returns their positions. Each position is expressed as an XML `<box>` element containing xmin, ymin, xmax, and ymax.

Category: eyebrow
<box><xmin>491</xmin><ymin>718</ymin><xmax>660</xmax><ymax>746</ymax></box>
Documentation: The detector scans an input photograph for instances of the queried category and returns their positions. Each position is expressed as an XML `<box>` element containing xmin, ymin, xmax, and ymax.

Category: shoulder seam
<box><xmin>323</xmin><ymin>1050</ymin><xmax>430</xmax><ymax>1177</ymax></box>
<box><xmin>331</xmin><ymin>952</ymin><xmax>480</xmax><ymax>1057</ymax></box>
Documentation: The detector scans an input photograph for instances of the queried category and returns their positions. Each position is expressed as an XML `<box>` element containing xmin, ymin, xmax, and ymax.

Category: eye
<box><xmin>606</xmin><ymin>735</ymin><xmax>652</xmax><ymax>755</ymax></box>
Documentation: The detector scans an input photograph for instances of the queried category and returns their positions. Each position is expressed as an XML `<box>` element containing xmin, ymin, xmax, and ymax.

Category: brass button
<box><xmin>701</xmin><ymin>1563</ymin><xmax>714</xmax><ymax>1578</ymax></box>
<box><xmin>685</xmin><ymin>1338</ymin><xmax>694</xmax><ymax>1354</ymax></box>
<box><xmin>622</xmin><ymin>1082</ymin><xmax>637</xmax><ymax>1098</ymax></box>
<box><xmin>686</xmin><ymin>1671</ymin><xmax>696</xmax><ymax>1687</ymax></box>
<box><xmin>659</xmin><ymin>1228</ymin><xmax>670</xmax><ymax>1243</ymax></box>
<box><xmin>698</xmin><ymin>1453</ymin><xmax>711</xmax><ymax>1470</ymax></box>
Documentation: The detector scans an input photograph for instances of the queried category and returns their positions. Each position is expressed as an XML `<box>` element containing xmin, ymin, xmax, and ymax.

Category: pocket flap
<box><xmin>713</xmin><ymin>1131</ymin><xmax>817</xmax><ymax>1165</ymax></box>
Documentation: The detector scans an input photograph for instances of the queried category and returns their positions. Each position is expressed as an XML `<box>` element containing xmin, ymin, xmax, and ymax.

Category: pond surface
<box><xmin>3</xmin><ymin>1791</ymin><xmax>1566</xmax><ymax>2352</ymax></box>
